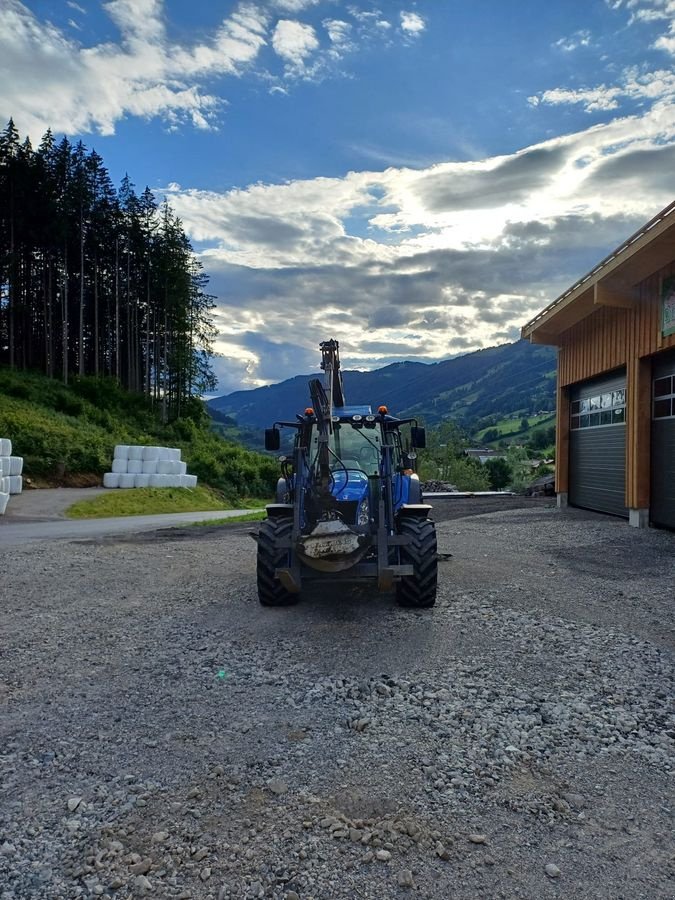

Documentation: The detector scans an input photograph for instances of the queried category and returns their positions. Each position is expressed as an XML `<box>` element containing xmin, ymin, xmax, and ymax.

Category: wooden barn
<box><xmin>521</xmin><ymin>201</ymin><xmax>675</xmax><ymax>528</ymax></box>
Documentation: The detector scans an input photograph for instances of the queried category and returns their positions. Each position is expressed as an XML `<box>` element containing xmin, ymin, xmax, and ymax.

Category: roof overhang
<box><xmin>522</xmin><ymin>201</ymin><xmax>675</xmax><ymax>346</ymax></box>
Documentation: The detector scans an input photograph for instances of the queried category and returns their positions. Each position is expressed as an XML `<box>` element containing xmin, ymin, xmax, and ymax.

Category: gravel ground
<box><xmin>1</xmin><ymin>500</ymin><xmax>673</xmax><ymax>900</ymax></box>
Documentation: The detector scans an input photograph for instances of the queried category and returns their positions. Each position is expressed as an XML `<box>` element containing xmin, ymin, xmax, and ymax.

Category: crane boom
<box><xmin>319</xmin><ymin>339</ymin><xmax>345</xmax><ymax>413</ymax></box>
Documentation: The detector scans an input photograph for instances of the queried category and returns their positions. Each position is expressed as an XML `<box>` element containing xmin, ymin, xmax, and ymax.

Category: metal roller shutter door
<box><xmin>569</xmin><ymin>372</ymin><xmax>627</xmax><ymax>518</ymax></box>
<box><xmin>651</xmin><ymin>352</ymin><xmax>675</xmax><ymax>529</ymax></box>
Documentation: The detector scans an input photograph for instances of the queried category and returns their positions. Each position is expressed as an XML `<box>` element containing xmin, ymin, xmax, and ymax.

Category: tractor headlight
<box><xmin>358</xmin><ymin>496</ymin><xmax>370</xmax><ymax>526</ymax></box>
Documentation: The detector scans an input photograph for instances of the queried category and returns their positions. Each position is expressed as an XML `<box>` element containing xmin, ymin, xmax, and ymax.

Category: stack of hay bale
<box><xmin>0</xmin><ymin>438</ymin><xmax>24</xmax><ymax>515</ymax></box>
<box><xmin>103</xmin><ymin>445</ymin><xmax>198</xmax><ymax>489</ymax></box>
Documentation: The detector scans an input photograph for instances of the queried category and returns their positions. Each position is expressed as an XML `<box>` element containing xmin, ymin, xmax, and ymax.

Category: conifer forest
<box><xmin>0</xmin><ymin>119</ymin><xmax>217</xmax><ymax>419</ymax></box>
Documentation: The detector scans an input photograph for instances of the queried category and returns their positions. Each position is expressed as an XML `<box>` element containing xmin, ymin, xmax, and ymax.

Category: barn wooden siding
<box><xmin>556</xmin><ymin>261</ymin><xmax>675</xmax><ymax>507</ymax></box>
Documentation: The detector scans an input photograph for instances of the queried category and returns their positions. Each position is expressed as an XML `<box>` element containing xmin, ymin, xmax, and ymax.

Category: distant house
<box><xmin>464</xmin><ymin>448</ymin><xmax>507</xmax><ymax>465</ymax></box>
<box><xmin>522</xmin><ymin>200</ymin><xmax>675</xmax><ymax>529</ymax></box>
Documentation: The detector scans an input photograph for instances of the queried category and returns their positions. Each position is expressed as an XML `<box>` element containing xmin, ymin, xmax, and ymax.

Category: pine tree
<box><xmin>0</xmin><ymin>120</ymin><xmax>215</xmax><ymax>415</ymax></box>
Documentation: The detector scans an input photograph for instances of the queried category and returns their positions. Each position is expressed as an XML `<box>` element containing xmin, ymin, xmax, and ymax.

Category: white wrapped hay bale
<box><xmin>134</xmin><ymin>474</ymin><xmax>150</xmax><ymax>488</ymax></box>
<box><xmin>149</xmin><ymin>473</ymin><xmax>164</xmax><ymax>488</ymax></box>
<box><xmin>119</xmin><ymin>473</ymin><xmax>136</xmax><ymax>489</ymax></box>
<box><xmin>1</xmin><ymin>476</ymin><xmax>9</xmax><ymax>493</ymax></box>
<box><xmin>103</xmin><ymin>473</ymin><xmax>120</xmax><ymax>488</ymax></box>
<box><xmin>184</xmin><ymin>474</ymin><xmax>198</xmax><ymax>489</ymax></box>
<box><xmin>8</xmin><ymin>475</ymin><xmax>22</xmax><ymax>495</ymax></box>
<box><xmin>177</xmin><ymin>461</ymin><xmax>187</xmax><ymax>476</ymax></box>
<box><xmin>111</xmin><ymin>458</ymin><xmax>128</xmax><ymax>474</ymax></box>
<box><xmin>158</xmin><ymin>447</ymin><xmax>171</xmax><ymax>461</ymax></box>
<box><xmin>0</xmin><ymin>492</ymin><xmax>9</xmax><ymax>515</ymax></box>
<box><xmin>141</xmin><ymin>459</ymin><xmax>157</xmax><ymax>475</ymax></box>
<box><xmin>127</xmin><ymin>459</ymin><xmax>143</xmax><ymax>475</ymax></box>
<box><xmin>0</xmin><ymin>438</ymin><xmax>12</xmax><ymax>456</ymax></box>
<box><xmin>156</xmin><ymin>459</ymin><xmax>173</xmax><ymax>475</ymax></box>
<box><xmin>127</xmin><ymin>445</ymin><xmax>144</xmax><ymax>460</ymax></box>
<box><xmin>168</xmin><ymin>448</ymin><xmax>181</xmax><ymax>461</ymax></box>
<box><xmin>143</xmin><ymin>446</ymin><xmax>160</xmax><ymax>461</ymax></box>
<box><xmin>9</xmin><ymin>456</ymin><xmax>23</xmax><ymax>476</ymax></box>
<box><xmin>114</xmin><ymin>445</ymin><xmax>130</xmax><ymax>459</ymax></box>
<box><xmin>0</xmin><ymin>457</ymin><xmax>10</xmax><ymax>477</ymax></box>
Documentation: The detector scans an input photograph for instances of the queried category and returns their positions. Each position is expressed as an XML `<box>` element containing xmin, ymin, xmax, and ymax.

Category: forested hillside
<box><xmin>0</xmin><ymin>119</ymin><xmax>215</xmax><ymax>420</ymax></box>
<box><xmin>209</xmin><ymin>340</ymin><xmax>556</xmax><ymax>431</ymax></box>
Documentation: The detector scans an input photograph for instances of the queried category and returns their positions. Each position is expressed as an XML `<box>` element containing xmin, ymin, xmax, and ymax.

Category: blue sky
<box><xmin>3</xmin><ymin>0</ymin><xmax>675</xmax><ymax>392</ymax></box>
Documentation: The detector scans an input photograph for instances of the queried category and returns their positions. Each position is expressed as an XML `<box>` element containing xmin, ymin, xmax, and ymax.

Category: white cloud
<box><xmin>273</xmin><ymin>0</ymin><xmax>320</xmax><ymax>11</ymax></box>
<box><xmin>554</xmin><ymin>29</ymin><xmax>591</xmax><ymax>51</ymax></box>
<box><xmin>323</xmin><ymin>18</ymin><xmax>354</xmax><ymax>52</ymax></box>
<box><xmin>0</xmin><ymin>0</ymin><xmax>268</xmax><ymax>137</ymax></box>
<box><xmin>529</xmin><ymin>67</ymin><xmax>675</xmax><ymax>112</ymax></box>
<box><xmin>2</xmin><ymin>1</ymin><xmax>428</xmax><ymax>133</ymax></box>
<box><xmin>400</xmin><ymin>11</ymin><xmax>426</xmax><ymax>35</ymax></box>
<box><xmin>271</xmin><ymin>18</ymin><xmax>320</xmax><ymax>72</ymax></box>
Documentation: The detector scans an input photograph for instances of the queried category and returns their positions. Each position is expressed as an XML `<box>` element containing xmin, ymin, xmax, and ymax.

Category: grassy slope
<box><xmin>0</xmin><ymin>368</ymin><xmax>278</xmax><ymax>503</ymax></box>
<box><xmin>65</xmin><ymin>486</ymin><xmax>255</xmax><ymax>519</ymax></box>
<box><xmin>474</xmin><ymin>413</ymin><xmax>556</xmax><ymax>442</ymax></box>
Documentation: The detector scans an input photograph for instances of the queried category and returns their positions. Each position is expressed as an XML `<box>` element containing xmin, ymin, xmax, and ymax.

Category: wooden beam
<box><xmin>528</xmin><ymin>330</ymin><xmax>561</xmax><ymax>346</ymax></box>
<box><xmin>555</xmin><ymin>374</ymin><xmax>569</xmax><ymax>495</ymax></box>
<box><xmin>625</xmin><ymin>355</ymin><xmax>651</xmax><ymax>510</ymax></box>
<box><xmin>523</xmin><ymin>287</ymin><xmax>596</xmax><ymax>340</ymax></box>
<box><xmin>612</xmin><ymin>234</ymin><xmax>675</xmax><ymax>287</ymax></box>
<box><xmin>594</xmin><ymin>280</ymin><xmax>638</xmax><ymax>309</ymax></box>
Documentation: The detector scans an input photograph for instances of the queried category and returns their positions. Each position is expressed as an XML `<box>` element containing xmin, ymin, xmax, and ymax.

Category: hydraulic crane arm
<box><xmin>320</xmin><ymin>339</ymin><xmax>345</xmax><ymax>412</ymax></box>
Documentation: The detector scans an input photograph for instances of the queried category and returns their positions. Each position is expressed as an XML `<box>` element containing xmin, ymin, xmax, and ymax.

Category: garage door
<box><xmin>651</xmin><ymin>352</ymin><xmax>675</xmax><ymax>529</ymax></box>
<box><xmin>569</xmin><ymin>372</ymin><xmax>627</xmax><ymax>517</ymax></box>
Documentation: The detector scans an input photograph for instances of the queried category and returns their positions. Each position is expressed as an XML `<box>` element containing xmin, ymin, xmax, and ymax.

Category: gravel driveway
<box><xmin>1</xmin><ymin>501</ymin><xmax>673</xmax><ymax>899</ymax></box>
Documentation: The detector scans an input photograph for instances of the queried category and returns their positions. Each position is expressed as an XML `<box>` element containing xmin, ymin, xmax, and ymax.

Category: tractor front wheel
<box><xmin>257</xmin><ymin>517</ymin><xmax>299</xmax><ymax>606</ymax></box>
<box><xmin>396</xmin><ymin>517</ymin><xmax>438</xmax><ymax>608</ymax></box>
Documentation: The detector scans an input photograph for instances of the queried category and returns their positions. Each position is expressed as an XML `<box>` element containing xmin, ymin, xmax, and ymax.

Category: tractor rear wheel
<box><xmin>396</xmin><ymin>517</ymin><xmax>437</xmax><ymax>608</ymax></box>
<box><xmin>257</xmin><ymin>517</ymin><xmax>299</xmax><ymax>606</ymax></box>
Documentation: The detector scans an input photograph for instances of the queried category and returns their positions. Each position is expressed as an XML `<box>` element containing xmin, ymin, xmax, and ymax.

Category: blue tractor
<box><xmin>257</xmin><ymin>339</ymin><xmax>437</xmax><ymax>607</ymax></box>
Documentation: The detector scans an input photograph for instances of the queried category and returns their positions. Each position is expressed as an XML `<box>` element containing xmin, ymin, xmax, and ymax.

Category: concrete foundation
<box><xmin>557</xmin><ymin>492</ymin><xmax>568</xmax><ymax>509</ymax></box>
<box><xmin>629</xmin><ymin>507</ymin><xmax>650</xmax><ymax>528</ymax></box>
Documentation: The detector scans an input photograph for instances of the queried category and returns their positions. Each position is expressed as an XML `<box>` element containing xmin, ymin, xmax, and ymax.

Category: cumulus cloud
<box><xmin>271</xmin><ymin>18</ymin><xmax>319</xmax><ymax>72</ymax></box>
<box><xmin>0</xmin><ymin>0</ymin><xmax>267</xmax><ymax>136</ymax></box>
<box><xmin>2</xmin><ymin>1</ymin><xmax>430</xmax><ymax>134</ymax></box>
<box><xmin>554</xmin><ymin>29</ymin><xmax>592</xmax><ymax>51</ymax></box>
<box><xmin>273</xmin><ymin>0</ymin><xmax>320</xmax><ymax>11</ymax></box>
<box><xmin>400</xmin><ymin>11</ymin><xmax>426</xmax><ymax>35</ymax></box>
<box><xmin>531</xmin><ymin>2</ymin><xmax>675</xmax><ymax>113</ymax></box>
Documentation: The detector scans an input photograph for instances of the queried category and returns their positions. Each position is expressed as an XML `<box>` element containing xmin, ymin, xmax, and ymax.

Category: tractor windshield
<box><xmin>310</xmin><ymin>423</ymin><xmax>381</xmax><ymax>475</ymax></box>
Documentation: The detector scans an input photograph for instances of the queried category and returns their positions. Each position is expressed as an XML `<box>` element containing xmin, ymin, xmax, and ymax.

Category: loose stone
<box><xmin>397</xmin><ymin>869</ymin><xmax>414</xmax><ymax>887</ymax></box>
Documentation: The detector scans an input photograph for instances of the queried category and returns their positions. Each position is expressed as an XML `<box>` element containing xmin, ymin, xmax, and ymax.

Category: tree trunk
<box><xmin>115</xmin><ymin>237</ymin><xmax>120</xmax><ymax>381</ymax></box>
<box><xmin>79</xmin><ymin>204</ymin><xmax>85</xmax><ymax>376</ymax></box>
<box><xmin>62</xmin><ymin>244</ymin><xmax>69</xmax><ymax>385</ymax></box>
<box><xmin>93</xmin><ymin>254</ymin><xmax>99</xmax><ymax>376</ymax></box>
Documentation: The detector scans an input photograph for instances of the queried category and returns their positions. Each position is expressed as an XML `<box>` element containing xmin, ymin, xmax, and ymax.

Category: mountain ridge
<box><xmin>208</xmin><ymin>340</ymin><xmax>557</xmax><ymax>431</ymax></box>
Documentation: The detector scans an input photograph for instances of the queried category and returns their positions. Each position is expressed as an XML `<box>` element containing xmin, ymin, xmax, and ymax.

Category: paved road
<box><xmin>0</xmin><ymin>488</ymin><xmax>258</xmax><ymax>545</ymax></box>
<box><xmin>2</xmin><ymin>487</ymin><xmax>108</xmax><ymax>521</ymax></box>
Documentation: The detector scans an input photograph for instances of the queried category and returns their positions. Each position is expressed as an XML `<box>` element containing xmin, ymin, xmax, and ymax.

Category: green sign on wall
<box><xmin>663</xmin><ymin>276</ymin><xmax>675</xmax><ymax>337</ymax></box>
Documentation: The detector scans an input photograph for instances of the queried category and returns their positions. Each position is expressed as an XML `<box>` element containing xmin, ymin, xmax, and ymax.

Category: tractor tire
<box><xmin>257</xmin><ymin>517</ymin><xmax>299</xmax><ymax>607</ymax></box>
<box><xmin>396</xmin><ymin>517</ymin><xmax>438</xmax><ymax>608</ymax></box>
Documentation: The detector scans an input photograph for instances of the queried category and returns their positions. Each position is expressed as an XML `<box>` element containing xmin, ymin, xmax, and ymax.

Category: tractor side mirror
<box><xmin>410</xmin><ymin>426</ymin><xmax>426</xmax><ymax>449</ymax></box>
<box><xmin>265</xmin><ymin>428</ymin><xmax>281</xmax><ymax>451</ymax></box>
